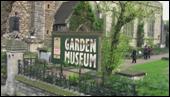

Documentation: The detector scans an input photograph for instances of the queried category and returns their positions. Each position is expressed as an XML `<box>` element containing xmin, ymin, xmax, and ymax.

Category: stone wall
<box><xmin>4</xmin><ymin>1</ymin><xmax>61</xmax><ymax>38</ymax></box>
<box><xmin>101</xmin><ymin>1</ymin><xmax>163</xmax><ymax>47</ymax></box>
<box><xmin>32</xmin><ymin>1</ymin><xmax>45</xmax><ymax>40</ymax></box>
<box><xmin>45</xmin><ymin>1</ymin><xmax>59</xmax><ymax>37</ymax></box>
<box><xmin>29</xmin><ymin>43</ymin><xmax>43</xmax><ymax>53</ymax></box>
<box><xmin>1</xmin><ymin>1</ymin><xmax>14</xmax><ymax>36</ymax></box>
<box><xmin>7</xmin><ymin>1</ymin><xmax>32</xmax><ymax>36</ymax></box>
<box><xmin>14</xmin><ymin>77</ymin><xmax>84</xmax><ymax>96</ymax></box>
<box><xmin>15</xmin><ymin>81</ymin><xmax>57</xmax><ymax>96</ymax></box>
<box><xmin>153</xmin><ymin>13</ymin><xmax>162</xmax><ymax>45</ymax></box>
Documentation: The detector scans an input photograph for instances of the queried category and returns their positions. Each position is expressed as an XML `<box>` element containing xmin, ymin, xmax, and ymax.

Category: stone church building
<box><xmin>6</xmin><ymin>1</ymin><xmax>164</xmax><ymax>47</ymax></box>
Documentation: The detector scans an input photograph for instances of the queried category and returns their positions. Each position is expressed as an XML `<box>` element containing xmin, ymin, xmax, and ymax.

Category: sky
<box><xmin>159</xmin><ymin>1</ymin><xmax>169</xmax><ymax>20</ymax></box>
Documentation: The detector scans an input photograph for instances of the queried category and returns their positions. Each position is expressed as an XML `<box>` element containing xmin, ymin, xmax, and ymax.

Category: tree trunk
<box><xmin>105</xmin><ymin>18</ymin><xmax>124</xmax><ymax>75</ymax></box>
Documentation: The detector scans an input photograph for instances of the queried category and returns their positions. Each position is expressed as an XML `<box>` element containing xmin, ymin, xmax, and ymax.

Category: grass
<box><xmin>15</xmin><ymin>75</ymin><xmax>81</xmax><ymax>96</ymax></box>
<box><xmin>126</xmin><ymin>60</ymin><xmax>169</xmax><ymax>96</ymax></box>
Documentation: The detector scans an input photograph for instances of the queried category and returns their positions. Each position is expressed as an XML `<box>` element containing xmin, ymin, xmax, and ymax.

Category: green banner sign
<box><xmin>52</xmin><ymin>32</ymin><xmax>100</xmax><ymax>70</ymax></box>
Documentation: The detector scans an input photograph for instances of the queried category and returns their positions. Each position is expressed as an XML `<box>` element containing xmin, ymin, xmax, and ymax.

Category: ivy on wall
<box><xmin>69</xmin><ymin>1</ymin><xmax>103</xmax><ymax>32</ymax></box>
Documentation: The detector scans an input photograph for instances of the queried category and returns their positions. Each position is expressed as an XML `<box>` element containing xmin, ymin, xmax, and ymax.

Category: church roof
<box><xmin>54</xmin><ymin>1</ymin><xmax>79</xmax><ymax>25</ymax></box>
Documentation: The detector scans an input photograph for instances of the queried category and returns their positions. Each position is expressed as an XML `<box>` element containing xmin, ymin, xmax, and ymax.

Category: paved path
<box><xmin>120</xmin><ymin>53</ymin><xmax>169</xmax><ymax>70</ymax></box>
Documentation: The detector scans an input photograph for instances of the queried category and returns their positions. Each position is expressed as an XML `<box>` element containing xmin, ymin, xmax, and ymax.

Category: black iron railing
<box><xmin>18</xmin><ymin>61</ymin><xmax>137</xmax><ymax>96</ymax></box>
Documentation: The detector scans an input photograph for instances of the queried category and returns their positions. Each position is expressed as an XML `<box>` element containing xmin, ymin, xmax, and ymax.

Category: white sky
<box><xmin>159</xmin><ymin>1</ymin><xmax>169</xmax><ymax>20</ymax></box>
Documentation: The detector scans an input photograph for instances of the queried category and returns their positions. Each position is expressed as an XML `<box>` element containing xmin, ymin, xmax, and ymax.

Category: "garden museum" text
<box><xmin>64</xmin><ymin>38</ymin><xmax>97</xmax><ymax>69</ymax></box>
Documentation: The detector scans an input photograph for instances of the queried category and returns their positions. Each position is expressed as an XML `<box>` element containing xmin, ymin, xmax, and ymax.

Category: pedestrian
<box><xmin>143</xmin><ymin>45</ymin><xmax>148</xmax><ymax>60</ymax></box>
<box><xmin>147</xmin><ymin>46</ymin><xmax>152</xmax><ymax>59</ymax></box>
<box><xmin>131</xmin><ymin>49</ymin><xmax>137</xmax><ymax>63</ymax></box>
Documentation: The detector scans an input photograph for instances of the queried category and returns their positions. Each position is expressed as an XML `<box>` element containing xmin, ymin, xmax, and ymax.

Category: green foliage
<box><xmin>127</xmin><ymin>60</ymin><xmax>169</xmax><ymax>96</ymax></box>
<box><xmin>102</xmin><ymin>34</ymin><xmax>130</xmax><ymax>74</ymax></box>
<box><xmin>63</xmin><ymin>61</ymin><xmax>70</xmax><ymax>67</ymax></box>
<box><xmin>23</xmin><ymin>62</ymin><xmax>47</xmax><ymax>79</ymax></box>
<box><xmin>44</xmin><ymin>74</ymin><xmax>54</xmax><ymax>84</ymax></box>
<box><xmin>104</xmin><ymin>75</ymin><xmax>135</xmax><ymax>96</ymax></box>
<box><xmin>24</xmin><ymin>52</ymin><xmax>37</xmax><ymax>58</ymax></box>
<box><xmin>151</xmin><ymin>47</ymin><xmax>169</xmax><ymax>55</ymax></box>
<box><xmin>69</xmin><ymin>1</ymin><xmax>103</xmax><ymax>32</ymax></box>
<box><xmin>1</xmin><ymin>52</ymin><xmax>7</xmax><ymax>78</ymax></box>
<box><xmin>105</xmin><ymin>75</ymin><xmax>133</xmax><ymax>86</ymax></box>
<box><xmin>68</xmin><ymin>74</ymin><xmax>79</xmax><ymax>85</ymax></box>
<box><xmin>1</xmin><ymin>65</ymin><xmax>7</xmax><ymax>78</ymax></box>
<box><xmin>145</xmin><ymin>37</ymin><xmax>154</xmax><ymax>47</ymax></box>
<box><xmin>99</xmin><ymin>1</ymin><xmax>158</xmax><ymax>74</ymax></box>
<box><xmin>1</xmin><ymin>52</ymin><xmax>6</xmax><ymax>63</ymax></box>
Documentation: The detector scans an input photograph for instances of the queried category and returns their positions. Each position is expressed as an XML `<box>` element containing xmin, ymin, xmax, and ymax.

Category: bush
<box><xmin>1</xmin><ymin>52</ymin><xmax>7</xmax><ymax>78</ymax></box>
<box><xmin>68</xmin><ymin>74</ymin><xmax>79</xmax><ymax>86</ymax></box>
<box><xmin>44</xmin><ymin>74</ymin><xmax>54</xmax><ymax>84</ymax></box>
<box><xmin>1</xmin><ymin>52</ymin><xmax>6</xmax><ymax>63</ymax></box>
<box><xmin>151</xmin><ymin>47</ymin><xmax>169</xmax><ymax>55</ymax></box>
<box><xmin>101</xmin><ymin>34</ymin><xmax>130</xmax><ymax>74</ymax></box>
<box><xmin>103</xmin><ymin>75</ymin><xmax>135</xmax><ymax>96</ymax></box>
<box><xmin>24</xmin><ymin>52</ymin><xmax>37</xmax><ymax>58</ymax></box>
<box><xmin>69</xmin><ymin>1</ymin><xmax>103</xmax><ymax>32</ymax></box>
<box><xmin>137</xmin><ymin>79</ymin><xmax>169</xmax><ymax>96</ymax></box>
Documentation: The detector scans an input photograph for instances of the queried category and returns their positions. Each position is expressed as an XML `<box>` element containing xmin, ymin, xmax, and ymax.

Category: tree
<box><xmin>97</xmin><ymin>1</ymin><xmax>160</xmax><ymax>75</ymax></box>
<box><xmin>69</xmin><ymin>1</ymin><xmax>103</xmax><ymax>32</ymax></box>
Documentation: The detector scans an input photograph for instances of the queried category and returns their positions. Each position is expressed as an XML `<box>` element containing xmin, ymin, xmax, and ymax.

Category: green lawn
<box><xmin>126</xmin><ymin>60</ymin><xmax>169</xmax><ymax>96</ymax></box>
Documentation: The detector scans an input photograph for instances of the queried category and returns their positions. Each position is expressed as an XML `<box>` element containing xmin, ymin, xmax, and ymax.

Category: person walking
<box><xmin>143</xmin><ymin>45</ymin><xmax>148</xmax><ymax>60</ymax></box>
<box><xmin>147</xmin><ymin>46</ymin><xmax>152</xmax><ymax>59</ymax></box>
<box><xmin>131</xmin><ymin>49</ymin><xmax>137</xmax><ymax>63</ymax></box>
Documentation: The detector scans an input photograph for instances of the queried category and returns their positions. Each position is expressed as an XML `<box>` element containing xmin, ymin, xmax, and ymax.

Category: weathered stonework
<box><xmin>32</xmin><ymin>1</ymin><xmax>45</xmax><ymax>40</ymax></box>
<box><xmin>99</xmin><ymin>1</ymin><xmax>163</xmax><ymax>47</ymax></box>
<box><xmin>7</xmin><ymin>1</ymin><xmax>32</xmax><ymax>36</ymax></box>
<box><xmin>4</xmin><ymin>1</ymin><xmax>163</xmax><ymax>47</ymax></box>
<box><xmin>15</xmin><ymin>81</ymin><xmax>57</xmax><ymax>96</ymax></box>
<box><xmin>153</xmin><ymin>13</ymin><xmax>162</xmax><ymax>44</ymax></box>
<box><xmin>6</xmin><ymin>51</ymin><xmax>24</xmax><ymax>96</ymax></box>
<box><xmin>45</xmin><ymin>1</ymin><xmax>56</xmax><ymax>37</ymax></box>
<box><xmin>6</xmin><ymin>1</ymin><xmax>62</xmax><ymax>39</ymax></box>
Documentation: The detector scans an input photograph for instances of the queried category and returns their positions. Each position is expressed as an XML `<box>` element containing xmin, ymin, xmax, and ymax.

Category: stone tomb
<box><xmin>116</xmin><ymin>71</ymin><xmax>146</xmax><ymax>80</ymax></box>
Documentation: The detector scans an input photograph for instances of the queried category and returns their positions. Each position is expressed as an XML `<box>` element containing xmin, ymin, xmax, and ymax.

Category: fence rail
<box><xmin>18</xmin><ymin>60</ymin><xmax>137</xmax><ymax>96</ymax></box>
